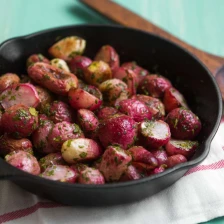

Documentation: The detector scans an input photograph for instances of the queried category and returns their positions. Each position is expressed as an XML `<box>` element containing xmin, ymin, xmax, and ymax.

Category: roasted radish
<box><xmin>40</xmin><ymin>165</ymin><xmax>78</xmax><ymax>183</ymax></box>
<box><xmin>94</xmin><ymin>45</ymin><xmax>120</xmax><ymax>74</ymax></box>
<box><xmin>68</xmin><ymin>87</ymin><xmax>102</xmax><ymax>111</ymax></box>
<box><xmin>163</xmin><ymin>87</ymin><xmax>188</xmax><ymax>112</ymax></box>
<box><xmin>0</xmin><ymin>73</ymin><xmax>20</xmax><ymax>93</ymax></box>
<box><xmin>166</xmin><ymin>108</ymin><xmax>201</xmax><ymax>140</ymax></box>
<box><xmin>61</xmin><ymin>138</ymin><xmax>102</xmax><ymax>164</ymax></box>
<box><xmin>77</xmin><ymin>165</ymin><xmax>105</xmax><ymax>184</ymax></box>
<box><xmin>28</xmin><ymin>62</ymin><xmax>78</xmax><ymax>95</ymax></box>
<box><xmin>39</xmin><ymin>152</ymin><xmax>66</xmax><ymax>171</ymax></box>
<box><xmin>98</xmin><ymin>114</ymin><xmax>138</xmax><ymax>149</ymax></box>
<box><xmin>99</xmin><ymin>145</ymin><xmax>132</xmax><ymax>181</ymax></box>
<box><xmin>113</xmin><ymin>68</ymin><xmax>138</xmax><ymax>95</ymax></box>
<box><xmin>68</xmin><ymin>55</ymin><xmax>92</xmax><ymax>79</ymax></box>
<box><xmin>48</xmin><ymin>36</ymin><xmax>86</xmax><ymax>61</ymax></box>
<box><xmin>0</xmin><ymin>83</ymin><xmax>40</xmax><ymax>109</ymax></box>
<box><xmin>138</xmin><ymin>74</ymin><xmax>172</xmax><ymax>98</ymax></box>
<box><xmin>165</xmin><ymin>139</ymin><xmax>198</xmax><ymax>159</ymax></box>
<box><xmin>26</xmin><ymin>54</ymin><xmax>50</xmax><ymax>67</ymax></box>
<box><xmin>166</xmin><ymin>154</ymin><xmax>187</xmax><ymax>168</ymax></box>
<box><xmin>139</xmin><ymin>120</ymin><xmax>171</xmax><ymax>148</ymax></box>
<box><xmin>117</xmin><ymin>99</ymin><xmax>152</xmax><ymax>122</ymax></box>
<box><xmin>1</xmin><ymin>104</ymin><xmax>38</xmax><ymax>139</ymax></box>
<box><xmin>131</xmin><ymin>94</ymin><xmax>165</xmax><ymax>119</ymax></box>
<box><xmin>99</xmin><ymin>79</ymin><xmax>128</xmax><ymax>106</ymax></box>
<box><xmin>5</xmin><ymin>150</ymin><xmax>40</xmax><ymax>175</ymax></box>
<box><xmin>127</xmin><ymin>146</ymin><xmax>158</xmax><ymax>168</ymax></box>
<box><xmin>84</xmin><ymin>61</ymin><xmax>112</xmax><ymax>86</ymax></box>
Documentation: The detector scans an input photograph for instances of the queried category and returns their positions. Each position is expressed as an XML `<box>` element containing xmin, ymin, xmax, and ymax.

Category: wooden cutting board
<box><xmin>80</xmin><ymin>0</ymin><xmax>224</xmax><ymax>76</ymax></box>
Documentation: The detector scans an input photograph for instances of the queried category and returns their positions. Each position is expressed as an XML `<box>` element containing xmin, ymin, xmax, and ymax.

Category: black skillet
<box><xmin>0</xmin><ymin>25</ymin><xmax>222</xmax><ymax>206</ymax></box>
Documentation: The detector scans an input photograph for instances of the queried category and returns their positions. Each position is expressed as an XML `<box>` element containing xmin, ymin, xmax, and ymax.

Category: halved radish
<box><xmin>166</xmin><ymin>154</ymin><xmax>187</xmax><ymax>168</ymax></box>
<box><xmin>68</xmin><ymin>88</ymin><xmax>102</xmax><ymax>111</ymax></box>
<box><xmin>152</xmin><ymin>165</ymin><xmax>166</xmax><ymax>174</ymax></box>
<box><xmin>163</xmin><ymin>87</ymin><xmax>188</xmax><ymax>112</ymax></box>
<box><xmin>113</xmin><ymin>68</ymin><xmax>138</xmax><ymax>95</ymax></box>
<box><xmin>119</xmin><ymin>165</ymin><xmax>141</xmax><ymax>182</ymax></box>
<box><xmin>165</xmin><ymin>139</ymin><xmax>198</xmax><ymax>159</ymax></box>
<box><xmin>151</xmin><ymin>148</ymin><xmax>168</xmax><ymax>165</ymax></box>
<box><xmin>117</xmin><ymin>99</ymin><xmax>152</xmax><ymax>122</ymax></box>
<box><xmin>139</xmin><ymin>120</ymin><xmax>171</xmax><ymax>148</ymax></box>
<box><xmin>0</xmin><ymin>83</ymin><xmax>40</xmax><ymax>109</ymax></box>
<box><xmin>99</xmin><ymin>145</ymin><xmax>132</xmax><ymax>181</ymax></box>
<box><xmin>127</xmin><ymin>146</ymin><xmax>158</xmax><ymax>168</ymax></box>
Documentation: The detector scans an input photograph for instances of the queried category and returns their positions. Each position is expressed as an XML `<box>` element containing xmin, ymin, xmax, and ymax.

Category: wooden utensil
<box><xmin>80</xmin><ymin>0</ymin><xmax>224</xmax><ymax>76</ymax></box>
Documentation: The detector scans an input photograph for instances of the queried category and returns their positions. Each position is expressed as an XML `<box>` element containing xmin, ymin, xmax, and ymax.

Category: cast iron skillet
<box><xmin>0</xmin><ymin>25</ymin><xmax>222</xmax><ymax>206</ymax></box>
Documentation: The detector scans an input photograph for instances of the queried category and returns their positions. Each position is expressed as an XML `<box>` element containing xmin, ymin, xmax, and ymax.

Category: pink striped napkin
<box><xmin>1</xmin><ymin>119</ymin><xmax>224</xmax><ymax>224</ymax></box>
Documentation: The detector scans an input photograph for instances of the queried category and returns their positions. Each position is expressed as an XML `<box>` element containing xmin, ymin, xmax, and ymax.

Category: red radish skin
<box><xmin>152</xmin><ymin>165</ymin><xmax>166</xmax><ymax>174</ymax></box>
<box><xmin>165</xmin><ymin>139</ymin><xmax>198</xmax><ymax>159</ymax></box>
<box><xmin>166</xmin><ymin>154</ymin><xmax>187</xmax><ymax>168</ymax></box>
<box><xmin>151</xmin><ymin>148</ymin><xmax>168</xmax><ymax>165</ymax></box>
<box><xmin>98</xmin><ymin>114</ymin><xmax>138</xmax><ymax>149</ymax></box>
<box><xmin>77</xmin><ymin>166</ymin><xmax>105</xmax><ymax>184</ymax></box>
<box><xmin>1</xmin><ymin>104</ymin><xmax>38</xmax><ymax>139</ymax></box>
<box><xmin>97</xmin><ymin>107</ymin><xmax>118</xmax><ymax>120</ymax></box>
<box><xmin>99</xmin><ymin>79</ymin><xmax>128</xmax><ymax>106</ymax></box>
<box><xmin>61</xmin><ymin>138</ymin><xmax>102</xmax><ymax>164</ymax></box>
<box><xmin>118</xmin><ymin>99</ymin><xmax>152</xmax><ymax>122</ymax></box>
<box><xmin>28</xmin><ymin>62</ymin><xmax>78</xmax><ymax>95</ymax></box>
<box><xmin>84</xmin><ymin>61</ymin><xmax>112</xmax><ymax>86</ymax></box>
<box><xmin>113</xmin><ymin>68</ymin><xmax>138</xmax><ymax>95</ymax></box>
<box><xmin>131</xmin><ymin>94</ymin><xmax>165</xmax><ymax>119</ymax></box>
<box><xmin>127</xmin><ymin>146</ymin><xmax>158</xmax><ymax>168</ymax></box>
<box><xmin>99</xmin><ymin>145</ymin><xmax>132</xmax><ymax>181</ymax></box>
<box><xmin>68</xmin><ymin>55</ymin><xmax>92</xmax><ymax>79</ymax></box>
<box><xmin>163</xmin><ymin>87</ymin><xmax>188</xmax><ymax>112</ymax></box>
<box><xmin>166</xmin><ymin>108</ymin><xmax>201</xmax><ymax>140</ymax></box>
<box><xmin>68</xmin><ymin>88</ymin><xmax>102</xmax><ymax>111</ymax></box>
<box><xmin>77</xmin><ymin>109</ymin><xmax>99</xmax><ymax>133</ymax></box>
<box><xmin>5</xmin><ymin>150</ymin><xmax>40</xmax><ymax>175</ymax></box>
<box><xmin>139</xmin><ymin>120</ymin><xmax>171</xmax><ymax>148</ymax></box>
<box><xmin>132</xmin><ymin>162</ymin><xmax>155</xmax><ymax>176</ymax></box>
<box><xmin>26</xmin><ymin>54</ymin><xmax>50</xmax><ymax>67</ymax></box>
<box><xmin>121</xmin><ymin>61</ymin><xmax>149</xmax><ymax>83</ymax></box>
<box><xmin>114</xmin><ymin>91</ymin><xmax>130</xmax><ymax>108</ymax></box>
<box><xmin>0</xmin><ymin>83</ymin><xmax>40</xmax><ymax>109</ymax></box>
<box><xmin>48</xmin><ymin>122</ymin><xmax>84</xmax><ymax>152</ymax></box>
<box><xmin>94</xmin><ymin>45</ymin><xmax>120</xmax><ymax>74</ymax></box>
<box><xmin>0</xmin><ymin>134</ymin><xmax>33</xmax><ymax>156</ymax></box>
<box><xmin>119</xmin><ymin>165</ymin><xmax>141</xmax><ymax>182</ymax></box>
<box><xmin>82</xmin><ymin>85</ymin><xmax>103</xmax><ymax>101</ymax></box>
<box><xmin>43</xmin><ymin>101</ymin><xmax>74</xmax><ymax>124</ymax></box>
<box><xmin>35</xmin><ymin>86</ymin><xmax>54</xmax><ymax>110</ymax></box>
<box><xmin>39</xmin><ymin>152</ymin><xmax>66</xmax><ymax>171</ymax></box>
<box><xmin>0</xmin><ymin>73</ymin><xmax>20</xmax><ymax>93</ymax></box>
<box><xmin>40</xmin><ymin>165</ymin><xmax>78</xmax><ymax>183</ymax></box>
<box><xmin>138</xmin><ymin>75</ymin><xmax>172</xmax><ymax>98</ymax></box>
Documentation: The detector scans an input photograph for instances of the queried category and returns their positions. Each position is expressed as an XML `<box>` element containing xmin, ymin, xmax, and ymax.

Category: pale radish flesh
<box><xmin>165</xmin><ymin>139</ymin><xmax>198</xmax><ymax>159</ymax></box>
<box><xmin>61</xmin><ymin>138</ymin><xmax>102</xmax><ymax>164</ymax></box>
<box><xmin>140</xmin><ymin>120</ymin><xmax>171</xmax><ymax>148</ymax></box>
<box><xmin>127</xmin><ymin>146</ymin><xmax>158</xmax><ymax>168</ymax></box>
<box><xmin>40</xmin><ymin>165</ymin><xmax>78</xmax><ymax>183</ymax></box>
<box><xmin>0</xmin><ymin>83</ymin><xmax>40</xmax><ymax>109</ymax></box>
<box><xmin>99</xmin><ymin>145</ymin><xmax>132</xmax><ymax>182</ymax></box>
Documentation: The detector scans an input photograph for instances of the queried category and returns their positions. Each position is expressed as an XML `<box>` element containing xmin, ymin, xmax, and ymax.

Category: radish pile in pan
<box><xmin>0</xmin><ymin>36</ymin><xmax>201</xmax><ymax>184</ymax></box>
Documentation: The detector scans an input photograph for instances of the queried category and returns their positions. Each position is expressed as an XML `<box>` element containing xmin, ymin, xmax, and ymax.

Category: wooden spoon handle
<box><xmin>81</xmin><ymin>0</ymin><xmax>224</xmax><ymax>75</ymax></box>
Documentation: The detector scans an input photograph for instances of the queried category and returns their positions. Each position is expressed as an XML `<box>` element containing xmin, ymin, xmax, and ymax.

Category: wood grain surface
<box><xmin>81</xmin><ymin>0</ymin><xmax>224</xmax><ymax>75</ymax></box>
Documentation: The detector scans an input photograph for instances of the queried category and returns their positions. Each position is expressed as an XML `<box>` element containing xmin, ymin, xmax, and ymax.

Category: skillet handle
<box><xmin>80</xmin><ymin>0</ymin><xmax>224</xmax><ymax>75</ymax></box>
